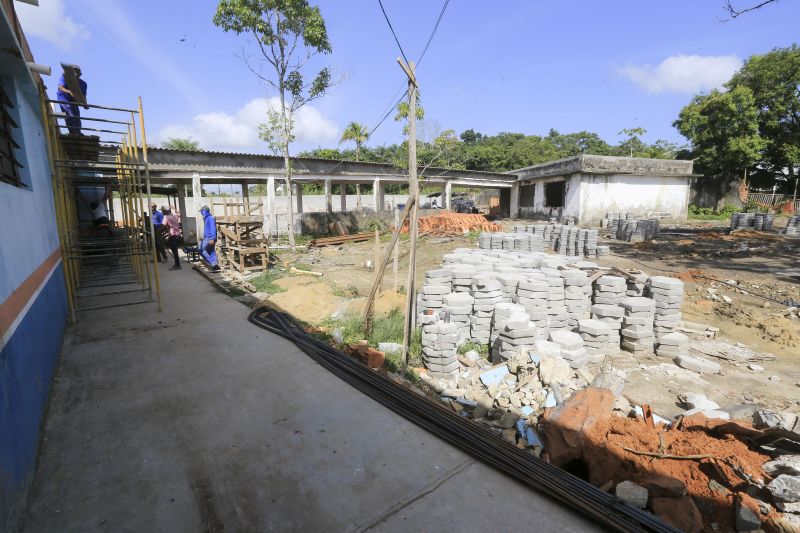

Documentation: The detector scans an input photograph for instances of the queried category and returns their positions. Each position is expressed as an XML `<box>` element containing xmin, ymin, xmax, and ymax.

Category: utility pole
<box><xmin>398</xmin><ymin>58</ymin><xmax>418</xmax><ymax>368</ymax></box>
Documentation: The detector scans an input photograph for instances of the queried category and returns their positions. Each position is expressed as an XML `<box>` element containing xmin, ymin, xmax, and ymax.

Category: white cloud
<box><xmin>16</xmin><ymin>0</ymin><xmax>90</xmax><ymax>50</ymax></box>
<box><xmin>158</xmin><ymin>97</ymin><xmax>340</xmax><ymax>152</ymax></box>
<box><xmin>618</xmin><ymin>54</ymin><xmax>742</xmax><ymax>93</ymax></box>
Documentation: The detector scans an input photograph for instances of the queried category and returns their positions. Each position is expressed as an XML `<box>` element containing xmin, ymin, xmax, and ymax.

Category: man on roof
<box><xmin>57</xmin><ymin>65</ymin><xmax>88</xmax><ymax>135</ymax></box>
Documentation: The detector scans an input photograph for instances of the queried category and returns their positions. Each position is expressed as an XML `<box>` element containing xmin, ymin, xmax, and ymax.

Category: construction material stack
<box><xmin>648</xmin><ymin>276</ymin><xmax>684</xmax><ymax>341</ymax></box>
<box><xmin>494</xmin><ymin>310</ymin><xmax>539</xmax><ymax>362</ymax></box>
<box><xmin>470</xmin><ymin>275</ymin><xmax>503</xmax><ymax>344</ymax></box>
<box><xmin>442</xmin><ymin>292</ymin><xmax>474</xmax><ymax>344</ymax></box>
<box><xmin>578</xmin><ymin>319</ymin><xmax>612</xmax><ymax>363</ymax></box>
<box><xmin>417</xmin><ymin>269</ymin><xmax>452</xmax><ymax>318</ymax></box>
<box><xmin>420</xmin><ymin>317</ymin><xmax>460</xmax><ymax>379</ymax></box>
<box><xmin>620</xmin><ymin>297</ymin><xmax>656</xmax><ymax>355</ymax></box>
<box><xmin>491</xmin><ymin>302</ymin><xmax>526</xmax><ymax>360</ymax></box>
<box><xmin>562</xmin><ymin>269</ymin><xmax>592</xmax><ymax>329</ymax></box>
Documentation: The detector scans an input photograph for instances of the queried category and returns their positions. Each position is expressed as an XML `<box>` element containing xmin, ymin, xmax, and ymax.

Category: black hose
<box><xmin>248</xmin><ymin>307</ymin><xmax>680</xmax><ymax>533</ymax></box>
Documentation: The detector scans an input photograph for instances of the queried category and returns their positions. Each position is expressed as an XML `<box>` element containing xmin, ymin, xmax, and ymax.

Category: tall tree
<box><xmin>213</xmin><ymin>0</ymin><xmax>333</xmax><ymax>248</ymax></box>
<box><xmin>339</xmin><ymin>121</ymin><xmax>369</xmax><ymax>207</ymax></box>
<box><xmin>674</xmin><ymin>86</ymin><xmax>765</xmax><ymax>179</ymax></box>
<box><xmin>161</xmin><ymin>137</ymin><xmax>201</xmax><ymax>151</ymax></box>
<box><xmin>728</xmin><ymin>45</ymin><xmax>800</xmax><ymax>192</ymax></box>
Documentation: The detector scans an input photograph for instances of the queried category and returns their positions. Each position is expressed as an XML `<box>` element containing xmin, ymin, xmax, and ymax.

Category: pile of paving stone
<box><xmin>578</xmin><ymin>319</ymin><xmax>612</xmax><ymax>363</ymax></box>
<box><xmin>615</xmin><ymin>218</ymin><xmax>660</xmax><ymax>243</ymax></box>
<box><xmin>420</xmin><ymin>316</ymin><xmax>460</xmax><ymax>379</ymax></box>
<box><xmin>499</xmin><ymin>226</ymin><xmax>599</xmax><ymax>257</ymax></box>
<box><xmin>648</xmin><ymin>276</ymin><xmax>683</xmax><ymax>340</ymax></box>
<box><xmin>784</xmin><ymin>215</ymin><xmax>800</xmax><ymax>236</ymax></box>
<box><xmin>731</xmin><ymin>212</ymin><xmax>776</xmax><ymax>231</ymax></box>
<box><xmin>442</xmin><ymin>292</ymin><xmax>473</xmax><ymax>343</ymax></box>
<box><xmin>620</xmin><ymin>296</ymin><xmax>655</xmax><ymax>355</ymax></box>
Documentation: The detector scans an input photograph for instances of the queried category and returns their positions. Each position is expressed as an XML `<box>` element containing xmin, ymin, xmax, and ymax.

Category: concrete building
<box><xmin>147</xmin><ymin>148</ymin><xmax>516</xmax><ymax>235</ymax></box>
<box><xmin>0</xmin><ymin>2</ymin><xmax>68</xmax><ymax>530</ymax></box>
<box><xmin>508</xmin><ymin>155</ymin><xmax>698</xmax><ymax>224</ymax></box>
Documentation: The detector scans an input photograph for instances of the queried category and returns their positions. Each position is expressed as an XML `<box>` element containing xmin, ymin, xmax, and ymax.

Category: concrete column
<box><xmin>241</xmin><ymin>180</ymin><xmax>249</xmax><ymax>202</ymax></box>
<box><xmin>295</xmin><ymin>182</ymin><xmax>304</xmax><ymax>214</ymax></box>
<box><xmin>192</xmin><ymin>172</ymin><xmax>203</xmax><ymax>242</ymax></box>
<box><xmin>324</xmin><ymin>178</ymin><xmax>333</xmax><ymax>214</ymax></box>
<box><xmin>373</xmin><ymin>178</ymin><xmax>383</xmax><ymax>212</ymax></box>
<box><xmin>510</xmin><ymin>182</ymin><xmax>520</xmax><ymax>219</ymax></box>
<box><xmin>444</xmin><ymin>181</ymin><xmax>452</xmax><ymax>210</ymax></box>
<box><xmin>266</xmin><ymin>176</ymin><xmax>276</xmax><ymax>235</ymax></box>
<box><xmin>340</xmin><ymin>183</ymin><xmax>347</xmax><ymax>212</ymax></box>
<box><xmin>177</xmin><ymin>181</ymin><xmax>188</xmax><ymax>232</ymax></box>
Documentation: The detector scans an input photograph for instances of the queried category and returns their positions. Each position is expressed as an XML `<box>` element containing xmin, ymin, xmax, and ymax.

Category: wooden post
<box><xmin>393</xmin><ymin>207</ymin><xmax>399</xmax><ymax>292</ymax></box>
<box><xmin>399</xmin><ymin>59</ymin><xmax>419</xmax><ymax>367</ymax></box>
<box><xmin>374</xmin><ymin>228</ymin><xmax>380</xmax><ymax>275</ymax></box>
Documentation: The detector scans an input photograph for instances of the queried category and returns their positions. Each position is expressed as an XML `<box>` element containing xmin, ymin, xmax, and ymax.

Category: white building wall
<box><xmin>519</xmin><ymin>175</ymin><xmax>581</xmax><ymax>220</ymax></box>
<box><xmin>578</xmin><ymin>174</ymin><xmax>690</xmax><ymax>224</ymax></box>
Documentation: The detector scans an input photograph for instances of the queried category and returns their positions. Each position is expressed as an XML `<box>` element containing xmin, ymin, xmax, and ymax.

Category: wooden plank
<box><xmin>60</xmin><ymin>63</ymin><xmax>86</xmax><ymax>105</ymax></box>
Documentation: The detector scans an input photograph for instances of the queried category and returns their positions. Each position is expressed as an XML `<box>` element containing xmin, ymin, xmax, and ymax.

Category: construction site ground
<box><xmin>260</xmin><ymin>219</ymin><xmax>800</xmax><ymax>422</ymax></box>
<box><xmin>22</xmin><ymin>264</ymin><xmax>595</xmax><ymax>532</ymax></box>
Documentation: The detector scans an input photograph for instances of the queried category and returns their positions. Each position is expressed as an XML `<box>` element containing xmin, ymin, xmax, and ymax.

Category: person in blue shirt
<box><xmin>150</xmin><ymin>204</ymin><xmax>168</xmax><ymax>262</ymax></box>
<box><xmin>56</xmin><ymin>65</ymin><xmax>88</xmax><ymax>135</ymax></box>
<box><xmin>199</xmin><ymin>206</ymin><xmax>220</xmax><ymax>271</ymax></box>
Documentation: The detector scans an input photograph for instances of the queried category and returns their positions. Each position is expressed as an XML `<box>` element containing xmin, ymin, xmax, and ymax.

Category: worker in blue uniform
<box><xmin>200</xmin><ymin>206</ymin><xmax>220</xmax><ymax>271</ymax></box>
<box><xmin>56</xmin><ymin>65</ymin><xmax>88</xmax><ymax>135</ymax></box>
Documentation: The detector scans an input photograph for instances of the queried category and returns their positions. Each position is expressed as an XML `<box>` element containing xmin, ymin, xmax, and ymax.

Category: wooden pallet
<box><xmin>309</xmin><ymin>232</ymin><xmax>374</xmax><ymax>247</ymax></box>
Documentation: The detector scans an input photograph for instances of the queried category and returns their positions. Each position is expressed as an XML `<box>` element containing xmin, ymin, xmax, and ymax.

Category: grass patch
<box><xmin>687</xmin><ymin>204</ymin><xmax>738</xmax><ymax>220</ymax></box>
<box><xmin>250</xmin><ymin>269</ymin><xmax>288</xmax><ymax>295</ymax></box>
<box><xmin>332</xmin><ymin>284</ymin><xmax>360</xmax><ymax>298</ymax></box>
<box><xmin>457</xmin><ymin>340</ymin><xmax>489</xmax><ymax>357</ymax></box>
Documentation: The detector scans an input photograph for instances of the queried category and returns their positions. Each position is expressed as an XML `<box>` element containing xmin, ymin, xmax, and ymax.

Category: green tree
<box><xmin>161</xmin><ymin>137</ymin><xmax>200</xmax><ymax>151</ymax></box>
<box><xmin>728</xmin><ymin>45</ymin><xmax>800</xmax><ymax>191</ymax></box>
<box><xmin>213</xmin><ymin>0</ymin><xmax>334</xmax><ymax>248</ymax></box>
<box><xmin>617</xmin><ymin>127</ymin><xmax>648</xmax><ymax>157</ymax></box>
<box><xmin>339</xmin><ymin>121</ymin><xmax>369</xmax><ymax>206</ymax></box>
<box><xmin>674</xmin><ymin>86</ymin><xmax>765</xmax><ymax>180</ymax></box>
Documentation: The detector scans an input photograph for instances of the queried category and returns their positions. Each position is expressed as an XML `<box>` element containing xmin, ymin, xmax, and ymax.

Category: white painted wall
<box><xmin>578</xmin><ymin>174</ymin><xmax>690</xmax><ymax>223</ymax></box>
<box><xmin>519</xmin><ymin>175</ymin><xmax>581</xmax><ymax>220</ymax></box>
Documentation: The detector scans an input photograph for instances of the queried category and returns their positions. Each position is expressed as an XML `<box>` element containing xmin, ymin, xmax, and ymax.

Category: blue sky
<box><xmin>16</xmin><ymin>0</ymin><xmax>800</xmax><ymax>154</ymax></box>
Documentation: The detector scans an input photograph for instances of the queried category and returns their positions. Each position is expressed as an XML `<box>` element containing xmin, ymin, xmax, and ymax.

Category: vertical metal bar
<box><xmin>137</xmin><ymin>97</ymin><xmax>162</xmax><ymax>311</ymax></box>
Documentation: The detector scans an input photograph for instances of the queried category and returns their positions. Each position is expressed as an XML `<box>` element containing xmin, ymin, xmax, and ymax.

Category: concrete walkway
<box><xmin>23</xmin><ymin>262</ymin><xmax>597</xmax><ymax>532</ymax></box>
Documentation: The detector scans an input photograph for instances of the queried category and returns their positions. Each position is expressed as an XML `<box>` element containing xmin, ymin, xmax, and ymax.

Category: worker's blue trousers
<box><xmin>59</xmin><ymin>102</ymin><xmax>81</xmax><ymax>135</ymax></box>
<box><xmin>200</xmin><ymin>239</ymin><xmax>218</xmax><ymax>267</ymax></box>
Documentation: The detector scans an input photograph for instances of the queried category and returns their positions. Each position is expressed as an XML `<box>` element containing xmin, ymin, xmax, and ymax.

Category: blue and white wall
<box><xmin>0</xmin><ymin>11</ymin><xmax>67</xmax><ymax>530</ymax></box>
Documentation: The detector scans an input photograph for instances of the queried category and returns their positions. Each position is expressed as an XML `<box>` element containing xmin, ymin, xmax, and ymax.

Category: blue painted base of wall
<box><xmin>1</xmin><ymin>265</ymin><xmax>67</xmax><ymax>531</ymax></box>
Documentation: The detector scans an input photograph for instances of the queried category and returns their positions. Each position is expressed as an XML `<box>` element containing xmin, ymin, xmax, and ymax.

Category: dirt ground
<box><xmin>261</xmin><ymin>220</ymin><xmax>800</xmax><ymax>418</ymax></box>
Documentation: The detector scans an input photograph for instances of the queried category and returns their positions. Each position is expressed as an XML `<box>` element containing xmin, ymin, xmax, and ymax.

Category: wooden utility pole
<box><xmin>399</xmin><ymin>59</ymin><xmax>418</xmax><ymax>367</ymax></box>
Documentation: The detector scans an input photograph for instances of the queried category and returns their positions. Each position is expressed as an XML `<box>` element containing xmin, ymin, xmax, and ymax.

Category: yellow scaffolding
<box><xmin>42</xmin><ymin>96</ymin><xmax>162</xmax><ymax>321</ymax></box>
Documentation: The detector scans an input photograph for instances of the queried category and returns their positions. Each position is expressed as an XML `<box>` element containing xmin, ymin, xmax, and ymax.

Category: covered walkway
<box><xmin>23</xmin><ymin>264</ymin><xmax>595</xmax><ymax>532</ymax></box>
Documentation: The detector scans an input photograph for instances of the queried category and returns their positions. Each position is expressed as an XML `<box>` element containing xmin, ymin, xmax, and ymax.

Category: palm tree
<box><xmin>340</xmin><ymin>122</ymin><xmax>369</xmax><ymax>208</ymax></box>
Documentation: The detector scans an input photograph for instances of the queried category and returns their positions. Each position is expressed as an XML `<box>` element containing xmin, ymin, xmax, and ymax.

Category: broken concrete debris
<box><xmin>615</xmin><ymin>480</ymin><xmax>649</xmax><ymax>509</ymax></box>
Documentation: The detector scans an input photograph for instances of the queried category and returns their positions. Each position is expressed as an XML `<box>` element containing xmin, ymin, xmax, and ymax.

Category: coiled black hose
<box><xmin>248</xmin><ymin>307</ymin><xmax>679</xmax><ymax>533</ymax></box>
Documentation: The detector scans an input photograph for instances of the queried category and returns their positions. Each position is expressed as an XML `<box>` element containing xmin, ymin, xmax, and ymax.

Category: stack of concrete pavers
<box><xmin>491</xmin><ymin>302</ymin><xmax>526</xmax><ymax>361</ymax></box>
<box><xmin>470</xmin><ymin>275</ymin><xmax>503</xmax><ymax>343</ymax></box>
<box><xmin>562</xmin><ymin>268</ymin><xmax>592</xmax><ymax>328</ymax></box>
<box><xmin>498</xmin><ymin>272</ymin><xmax>526</xmax><ymax>303</ymax></box>
<box><xmin>549</xmin><ymin>330</ymin><xmax>588</xmax><ymax>368</ymax></box>
<box><xmin>515</xmin><ymin>276</ymin><xmax>549</xmax><ymax>331</ymax></box>
<box><xmin>544</xmin><ymin>270</ymin><xmax>569</xmax><ymax>331</ymax></box>
<box><xmin>578</xmin><ymin>319</ymin><xmax>611</xmax><ymax>363</ymax></box>
<box><xmin>421</xmin><ymin>319</ymin><xmax>460</xmax><ymax>380</ymax></box>
<box><xmin>567</xmin><ymin>227</ymin><xmax>579</xmax><ymax>255</ymax></box>
<box><xmin>442</xmin><ymin>292</ymin><xmax>474</xmax><ymax>344</ymax></box>
<box><xmin>584</xmin><ymin>229</ymin><xmax>598</xmax><ymax>257</ymax></box>
<box><xmin>478</xmin><ymin>232</ymin><xmax>492</xmax><ymax>249</ymax></box>
<box><xmin>590</xmin><ymin>303</ymin><xmax>624</xmax><ymax>350</ymax></box>
<box><xmin>490</xmin><ymin>233</ymin><xmax>504</xmax><ymax>249</ymax></box>
<box><xmin>450</xmin><ymin>265</ymin><xmax>474</xmax><ymax>293</ymax></box>
<box><xmin>648</xmin><ymin>276</ymin><xmax>684</xmax><ymax>339</ymax></box>
<box><xmin>783</xmin><ymin>215</ymin><xmax>800</xmax><ymax>236</ymax></box>
<box><xmin>655</xmin><ymin>331</ymin><xmax>690</xmax><ymax>358</ymax></box>
<box><xmin>556</xmin><ymin>226</ymin><xmax>570</xmax><ymax>255</ymax></box>
<box><xmin>620</xmin><ymin>296</ymin><xmax>656</xmax><ymax>355</ymax></box>
<box><xmin>417</xmin><ymin>269</ymin><xmax>451</xmax><ymax>317</ymax></box>
<box><xmin>495</xmin><ymin>311</ymin><xmax>539</xmax><ymax>361</ymax></box>
<box><xmin>593</xmin><ymin>275</ymin><xmax>626</xmax><ymax>305</ymax></box>
<box><xmin>595</xmin><ymin>245</ymin><xmax>610</xmax><ymax>257</ymax></box>
<box><xmin>626</xmin><ymin>272</ymin><xmax>650</xmax><ymax>297</ymax></box>
<box><xmin>528</xmin><ymin>232</ymin><xmax>545</xmax><ymax>253</ymax></box>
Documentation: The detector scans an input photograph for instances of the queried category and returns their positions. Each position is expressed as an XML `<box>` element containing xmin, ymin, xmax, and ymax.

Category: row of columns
<box><xmin>188</xmin><ymin>173</ymin><xmax>460</xmax><ymax>236</ymax></box>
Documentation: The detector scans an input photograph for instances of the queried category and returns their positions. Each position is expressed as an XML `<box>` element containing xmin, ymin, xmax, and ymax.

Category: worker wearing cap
<box><xmin>150</xmin><ymin>204</ymin><xmax>168</xmax><ymax>262</ymax></box>
<box><xmin>199</xmin><ymin>206</ymin><xmax>219</xmax><ymax>271</ymax></box>
<box><xmin>56</xmin><ymin>65</ymin><xmax>88</xmax><ymax>135</ymax></box>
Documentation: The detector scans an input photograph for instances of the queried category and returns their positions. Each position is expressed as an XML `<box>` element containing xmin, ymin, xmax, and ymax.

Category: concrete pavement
<box><xmin>23</xmin><ymin>261</ymin><xmax>597</xmax><ymax>532</ymax></box>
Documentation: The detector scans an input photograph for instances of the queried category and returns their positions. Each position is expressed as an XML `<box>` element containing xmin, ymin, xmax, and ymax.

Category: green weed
<box><xmin>250</xmin><ymin>269</ymin><xmax>288</xmax><ymax>295</ymax></box>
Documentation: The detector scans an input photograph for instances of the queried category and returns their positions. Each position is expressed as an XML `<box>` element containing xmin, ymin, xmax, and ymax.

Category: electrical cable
<box><xmin>368</xmin><ymin>87</ymin><xmax>408</xmax><ymax>139</ymax></box>
<box><xmin>248</xmin><ymin>307</ymin><xmax>681</xmax><ymax>533</ymax></box>
<box><xmin>417</xmin><ymin>0</ymin><xmax>451</xmax><ymax>65</ymax></box>
<box><xmin>377</xmin><ymin>0</ymin><xmax>409</xmax><ymax>66</ymax></box>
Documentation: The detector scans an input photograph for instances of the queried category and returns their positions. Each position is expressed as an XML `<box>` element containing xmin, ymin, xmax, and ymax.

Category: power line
<box><xmin>377</xmin><ymin>0</ymin><xmax>409</xmax><ymax>65</ymax></box>
<box><xmin>417</xmin><ymin>0</ymin><xmax>451</xmax><ymax>65</ymax></box>
<box><xmin>368</xmin><ymin>86</ymin><xmax>408</xmax><ymax>138</ymax></box>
